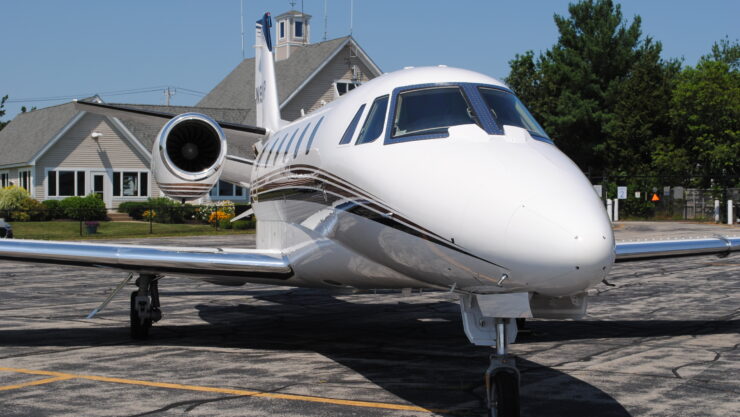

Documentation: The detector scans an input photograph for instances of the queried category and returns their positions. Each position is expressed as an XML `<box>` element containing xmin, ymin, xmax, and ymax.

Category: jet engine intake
<box><xmin>151</xmin><ymin>113</ymin><xmax>227</xmax><ymax>200</ymax></box>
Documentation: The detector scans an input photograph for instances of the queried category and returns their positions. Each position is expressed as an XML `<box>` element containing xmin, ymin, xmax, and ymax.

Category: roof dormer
<box><xmin>275</xmin><ymin>10</ymin><xmax>311</xmax><ymax>61</ymax></box>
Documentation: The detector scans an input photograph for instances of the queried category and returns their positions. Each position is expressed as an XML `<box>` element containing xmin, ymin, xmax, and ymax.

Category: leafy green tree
<box><xmin>506</xmin><ymin>0</ymin><xmax>676</xmax><ymax>178</ymax></box>
<box><xmin>657</xmin><ymin>39</ymin><xmax>740</xmax><ymax>188</ymax></box>
<box><xmin>0</xmin><ymin>95</ymin><xmax>8</xmax><ymax>131</ymax></box>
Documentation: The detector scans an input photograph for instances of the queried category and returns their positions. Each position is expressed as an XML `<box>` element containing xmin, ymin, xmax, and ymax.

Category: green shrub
<box><xmin>0</xmin><ymin>186</ymin><xmax>49</xmax><ymax>221</ymax></box>
<box><xmin>0</xmin><ymin>186</ymin><xmax>30</xmax><ymax>211</ymax></box>
<box><xmin>42</xmin><ymin>199</ymin><xmax>65</xmax><ymax>220</ymax></box>
<box><xmin>622</xmin><ymin>199</ymin><xmax>655</xmax><ymax>219</ymax></box>
<box><xmin>219</xmin><ymin>219</ymin><xmax>233</xmax><ymax>229</ymax></box>
<box><xmin>231</xmin><ymin>220</ymin><xmax>253</xmax><ymax>230</ymax></box>
<box><xmin>20</xmin><ymin>198</ymin><xmax>46</xmax><ymax>221</ymax></box>
<box><xmin>59</xmin><ymin>195</ymin><xmax>107</xmax><ymax>220</ymax></box>
<box><xmin>118</xmin><ymin>201</ymin><xmax>148</xmax><ymax>220</ymax></box>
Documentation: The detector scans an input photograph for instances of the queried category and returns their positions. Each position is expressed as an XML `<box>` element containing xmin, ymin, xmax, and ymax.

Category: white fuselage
<box><xmin>248</xmin><ymin>67</ymin><xmax>615</xmax><ymax>297</ymax></box>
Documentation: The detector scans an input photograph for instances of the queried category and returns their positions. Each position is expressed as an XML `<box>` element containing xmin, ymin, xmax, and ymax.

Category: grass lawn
<box><xmin>10</xmin><ymin>221</ymin><xmax>254</xmax><ymax>240</ymax></box>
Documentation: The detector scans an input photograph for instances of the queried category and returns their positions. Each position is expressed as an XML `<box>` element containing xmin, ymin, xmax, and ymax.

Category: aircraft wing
<box><xmin>73</xmin><ymin>101</ymin><xmax>267</xmax><ymax>143</ymax></box>
<box><xmin>615</xmin><ymin>235</ymin><xmax>740</xmax><ymax>262</ymax></box>
<box><xmin>0</xmin><ymin>239</ymin><xmax>292</xmax><ymax>283</ymax></box>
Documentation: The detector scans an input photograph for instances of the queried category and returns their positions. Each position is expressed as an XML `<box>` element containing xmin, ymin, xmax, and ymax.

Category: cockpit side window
<box><xmin>390</xmin><ymin>87</ymin><xmax>476</xmax><ymax>140</ymax></box>
<box><xmin>356</xmin><ymin>95</ymin><xmax>389</xmax><ymax>145</ymax></box>
<box><xmin>478</xmin><ymin>87</ymin><xmax>550</xmax><ymax>139</ymax></box>
<box><xmin>339</xmin><ymin>104</ymin><xmax>366</xmax><ymax>145</ymax></box>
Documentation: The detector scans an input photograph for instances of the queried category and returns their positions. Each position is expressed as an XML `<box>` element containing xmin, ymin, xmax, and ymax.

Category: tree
<box><xmin>0</xmin><ymin>95</ymin><xmax>8</xmax><ymax>131</ymax></box>
<box><xmin>506</xmin><ymin>0</ymin><xmax>676</xmax><ymax>178</ymax></box>
<box><xmin>657</xmin><ymin>39</ymin><xmax>740</xmax><ymax>188</ymax></box>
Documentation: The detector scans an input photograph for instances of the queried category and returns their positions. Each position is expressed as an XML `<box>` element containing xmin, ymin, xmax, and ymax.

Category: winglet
<box><xmin>255</xmin><ymin>12</ymin><xmax>281</xmax><ymax>134</ymax></box>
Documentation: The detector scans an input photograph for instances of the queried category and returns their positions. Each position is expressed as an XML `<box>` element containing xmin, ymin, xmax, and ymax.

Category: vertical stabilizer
<box><xmin>255</xmin><ymin>13</ymin><xmax>281</xmax><ymax>133</ymax></box>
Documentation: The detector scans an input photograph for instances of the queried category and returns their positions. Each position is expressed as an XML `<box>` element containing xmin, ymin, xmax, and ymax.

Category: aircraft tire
<box><xmin>489</xmin><ymin>370</ymin><xmax>520</xmax><ymax>417</ymax></box>
<box><xmin>130</xmin><ymin>291</ymin><xmax>151</xmax><ymax>339</ymax></box>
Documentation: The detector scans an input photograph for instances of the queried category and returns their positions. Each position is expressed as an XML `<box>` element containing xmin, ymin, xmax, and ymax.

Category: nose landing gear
<box><xmin>130</xmin><ymin>274</ymin><xmax>162</xmax><ymax>339</ymax></box>
<box><xmin>459</xmin><ymin>293</ymin><xmax>527</xmax><ymax>417</ymax></box>
<box><xmin>485</xmin><ymin>319</ymin><xmax>520</xmax><ymax>417</ymax></box>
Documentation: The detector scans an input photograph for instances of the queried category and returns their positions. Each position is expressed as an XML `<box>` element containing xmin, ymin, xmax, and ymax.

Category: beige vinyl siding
<box><xmin>281</xmin><ymin>44</ymin><xmax>375</xmax><ymax>121</ymax></box>
<box><xmin>34</xmin><ymin>113</ymin><xmax>161</xmax><ymax>206</ymax></box>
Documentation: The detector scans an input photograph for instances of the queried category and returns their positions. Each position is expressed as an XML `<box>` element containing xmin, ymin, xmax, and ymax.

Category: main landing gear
<box><xmin>130</xmin><ymin>274</ymin><xmax>162</xmax><ymax>339</ymax></box>
<box><xmin>459</xmin><ymin>293</ymin><xmax>526</xmax><ymax>417</ymax></box>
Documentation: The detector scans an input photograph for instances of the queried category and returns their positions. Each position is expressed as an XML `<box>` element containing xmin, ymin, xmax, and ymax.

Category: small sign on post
<box><xmin>617</xmin><ymin>186</ymin><xmax>627</xmax><ymax>200</ymax></box>
<box><xmin>593</xmin><ymin>184</ymin><xmax>603</xmax><ymax>198</ymax></box>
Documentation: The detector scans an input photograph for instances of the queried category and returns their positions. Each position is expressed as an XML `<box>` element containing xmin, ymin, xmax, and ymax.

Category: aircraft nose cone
<box><xmin>502</xmin><ymin>191</ymin><xmax>615</xmax><ymax>296</ymax></box>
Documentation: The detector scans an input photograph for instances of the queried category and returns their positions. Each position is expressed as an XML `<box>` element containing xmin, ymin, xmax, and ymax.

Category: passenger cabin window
<box><xmin>293</xmin><ymin>123</ymin><xmax>311</xmax><ymax>158</ymax></box>
<box><xmin>271</xmin><ymin>133</ymin><xmax>291</xmax><ymax>166</ymax></box>
<box><xmin>339</xmin><ymin>105</ymin><xmax>366</xmax><ymax>145</ymax></box>
<box><xmin>305</xmin><ymin>116</ymin><xmax>325</xmax><ymax>154</ymax></box>
<box><xmin>478</xmin><ymin>87</ymin><xmax>550</xmax><ymax>139</ymax></box>
<box><xmin>263</xmin><ymin>135</ymin><xmax>282</xmax><ymax>167</ymax></box>
<box><xmin>356</xmin><ymin>95</ymin><xmax>389</xmax><ymax>145</ymax></box>
<box><xmin>391</xmin><ymin>87</ymin><xmax>476</xmax><ymax>139</ymax></box>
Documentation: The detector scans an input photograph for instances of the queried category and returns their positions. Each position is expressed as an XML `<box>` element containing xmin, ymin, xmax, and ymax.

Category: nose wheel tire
<box><xmin>130</xmin><ymin>291</ymin><xmax>152</xmax><ymax>339</ymax></box>
<box><xmin>488</xmin><ymin>370</ymin><xmax>520</xmax><ymax>417</ymax></box>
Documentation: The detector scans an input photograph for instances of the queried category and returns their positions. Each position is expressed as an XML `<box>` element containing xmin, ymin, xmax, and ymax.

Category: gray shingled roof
<box><xmin>276</xmin><ymin>10</ymin><xmax>312</xmax><ymax>19</ymax></box>
<box><xmin>197</xmin><ymin>36</ymin><xmax>351</xmax><ymax>123</ymax></box>
<box><xmin>0</xmin><ymin>102</ymin><xmax>78</xmax><ymax>166</ymax></box>
<box><xmin>0</xmin><ymin>102</ymin><xmax>257</xmax><ymax>166</ymax></box>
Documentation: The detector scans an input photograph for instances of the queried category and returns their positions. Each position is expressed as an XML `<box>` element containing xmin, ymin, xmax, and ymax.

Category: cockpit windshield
<box><xmin>391</xmin><ymin>87</ymin><xmax>476</xmax><ymax>138</ymax></box>
<box><xmin>478</xmin><ymin>87</ymin><xmax>550</xmax><ymax>139</ymax></box>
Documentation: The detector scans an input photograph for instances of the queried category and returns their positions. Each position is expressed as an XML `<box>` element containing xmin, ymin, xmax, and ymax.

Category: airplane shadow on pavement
<box><xmin>3</xmin><ymin>288</ymin><xmax>737</xmax><ymax>416</ymax></box>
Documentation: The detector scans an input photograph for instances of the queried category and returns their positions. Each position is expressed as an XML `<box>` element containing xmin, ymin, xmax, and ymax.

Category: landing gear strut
<box><xmin>130</xmin><ymin>274</ymin><xmax>162</xmax><ymax>339</ymax></box>
<box><xmin>459</xmin><ymin>293</ymin><xmax>527</xmax><ymax>417</ymax></box>
<box><xmin>485</xmin><ymin>319</ymin><xmax>520</xmax><ymax>417</ymax></box>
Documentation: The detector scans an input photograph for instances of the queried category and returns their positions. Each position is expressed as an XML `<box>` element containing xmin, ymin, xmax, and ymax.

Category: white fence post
<box><xmin>607</xmin><ymin>199</ymin><xmax>613</xmax><ymax>222</ymax></box>
<box><xmin>729</xmin><ymin>200</ymin><xmax>734</xmax><ymax>225</ymax></box>
<box><xmin>715</xmin><ymin>200</ymin><xmax>721</xmax><ymax>223</ymax></box>
<box><xmin>614</xmin><ymin>199</ymin><xmax>619</xmax><ymax>222</ymax></box>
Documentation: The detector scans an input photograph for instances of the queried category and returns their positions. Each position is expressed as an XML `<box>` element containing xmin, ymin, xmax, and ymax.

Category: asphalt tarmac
<box><xmin>0</xmin><ymin>222</ymin><xmax>738</xmax><ymax>416</ymax></box>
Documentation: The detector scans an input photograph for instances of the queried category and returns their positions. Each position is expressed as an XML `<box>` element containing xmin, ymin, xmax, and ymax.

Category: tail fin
<box><xmin>255</xmin><ymin>13</ymin><xmax>281</xmax><ymax>133</ymax></box>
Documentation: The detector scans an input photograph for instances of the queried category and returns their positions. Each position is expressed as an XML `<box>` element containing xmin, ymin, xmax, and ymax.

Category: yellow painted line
<box><xmin>0</xmin><ymin>375</ymin><xmax>72</xmax><ymax>391</ymax></box>
<box><xmin>0</xmin><ymin>367</ymin><xmax>437</xmax><ymax>413</ymax></box>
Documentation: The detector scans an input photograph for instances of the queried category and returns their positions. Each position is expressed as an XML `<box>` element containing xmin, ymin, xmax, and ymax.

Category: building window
<box><xmin>19</xmin><ymin>169</ymin><xmax>32</xmax><ymax>192</ymax></box>
<box><xmin>47</xmin><ymin>169</ymin><xmax>86</xmax><ymax>197</ymax></box>
<box><xmin>0</xmin><ymin>171</ymin><xmax>8</xmax><ymax>188</ymax></box>
<box><xmin>295</xmin><ymin>20</ymin><xmax>304</xmax><ymax>37</ymax></box>
<box><xmin>112</xmin><ymin>171</ymin><xmax>149</xmax><ymax>198</ymax></box>
<box><xmin>279</xmin><ymin>21</ymin><xmax>285</xmax><ymax>38</ymax></box>
<box><xmin>335</xmin><ymin>81</ymin><xmax>361</xmax><ymax>96</ymax></box>
<box><xmin>210</xmin><ymin>180</ymin><xmax>245</xmax><ymax>199</ymax></box>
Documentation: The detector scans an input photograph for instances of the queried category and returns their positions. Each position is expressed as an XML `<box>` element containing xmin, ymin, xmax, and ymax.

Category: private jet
<box><xmin>0</xmin><ymin>13</ymin><xmax>738</xmax><ymax>417</ymax></box>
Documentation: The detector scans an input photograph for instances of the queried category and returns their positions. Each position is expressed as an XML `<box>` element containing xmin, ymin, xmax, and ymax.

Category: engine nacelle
<box><xmin>151</xmin><ymin>113</ymin><xmax>227</xmax><ymax>200</ymax></box>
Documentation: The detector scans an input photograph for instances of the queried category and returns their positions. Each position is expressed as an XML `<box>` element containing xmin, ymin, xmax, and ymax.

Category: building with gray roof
<box><xmin>0</xmin><ymin>10</ymin><xmax>381</xmax><ymax>208</ymax></box>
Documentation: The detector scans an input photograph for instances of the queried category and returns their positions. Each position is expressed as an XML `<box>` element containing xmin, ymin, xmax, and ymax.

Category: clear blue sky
<box><xmin>1</xmin><ymin>0</ymin><xmax>738</xmax><ymax>120</ymax></box>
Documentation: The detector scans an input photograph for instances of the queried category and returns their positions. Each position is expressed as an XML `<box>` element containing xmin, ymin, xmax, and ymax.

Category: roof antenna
<box><xmin>301</xmin><ymin>0</ymin><xmax>306</xmax><ymax>45</ymax></box>
<box><xmin>323</xmin><ymin>0</ymin><xmax>328</xmax><ymax>41</ymax></box>
<box><xmin>240</xmin><ymin>0</ymin><xmax>245</xmax><ymax>59</ymax></box>
<box><xmin>350</xmin><ymin>0</ymin><xmax>354</xmax><ymax>36</ymax></box>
